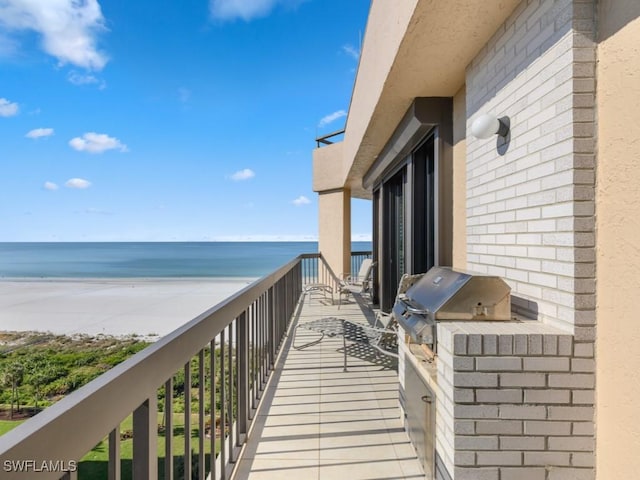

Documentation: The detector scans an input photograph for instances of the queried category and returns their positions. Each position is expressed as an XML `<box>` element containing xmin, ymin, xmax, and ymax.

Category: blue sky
<box><xmin>0</xmin><ymin>0</ymin><xmax>372</xmax><ymax>242</ymax></box>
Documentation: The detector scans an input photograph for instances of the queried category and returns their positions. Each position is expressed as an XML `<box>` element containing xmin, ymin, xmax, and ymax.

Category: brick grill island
<box><xmin>396</xmin><ymin>269</ymin><xmax>594</xmax><ymax>480</ymax></box>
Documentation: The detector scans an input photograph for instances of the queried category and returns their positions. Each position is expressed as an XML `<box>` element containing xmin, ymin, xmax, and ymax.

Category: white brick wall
<box><xmin>465</xmin><ymin>0</ymin><xmax>597</xmax><ymax>337</ymax></box>
<box><xmin>436</xmin><ymin>321</ymin><xmax>595</xmax><ymax>479</ymax></box>
<box><xmin>396</xmin><ymin>2</ymin><xmax>598</xmax><ymax>478</ymax></box>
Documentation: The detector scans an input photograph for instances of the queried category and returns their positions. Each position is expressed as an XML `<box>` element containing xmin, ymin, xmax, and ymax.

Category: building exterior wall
<box><xmin>465</xmin><ymin>0</ymin><xmax>596</xmax><ymax>338</ymax></box>
<box><xmin>452</xmin><ymin>88</ymin><xmax>467</xmax><ymax>270</ymax></box>
<box><xmin>447</xmin><ymin>0</ymin><xmax>597</xmax><ymax>478</ymax></box>
<box><xmin>312</xmin><ymin>141</ymin><xmax>347</xmax><ymax>194</ymax></box>
<box><xmin>317</xmin><ymin>189</ymin><xmax>351</xmax><ymax>278</ymax></box>
<box><xmin>319</xmin><ymin>1</ymin><xmax>640</xmax><ymax>478</ymax></box>
<box><xmin>595</xmin><ymin>2</ymin><xmax>640</xmax><ymax>478</ymax></box>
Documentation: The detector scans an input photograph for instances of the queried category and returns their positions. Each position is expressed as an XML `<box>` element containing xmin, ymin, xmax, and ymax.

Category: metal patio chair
<box><xmin>294</xmin><ymin>272</ymin><xmax>425</xmax><ymax>371</ymax></box>
<box><xmin>337</xmin><ymin>258</ymin><xmax>375</xmax><ymax>306</ymax></box>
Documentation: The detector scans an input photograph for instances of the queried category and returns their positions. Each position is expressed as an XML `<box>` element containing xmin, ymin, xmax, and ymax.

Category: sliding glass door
<box><xmin>381</xmin><ymin>169</ymin><xmax>405</xmax><ymax>311</ymax></box>
<box><xmin>412</xmin><ymin>136</ymin><xmax>436</xmax><ymax>274</ymax></box>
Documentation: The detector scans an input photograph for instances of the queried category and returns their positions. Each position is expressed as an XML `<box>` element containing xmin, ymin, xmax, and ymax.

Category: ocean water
<box><xmin>0</xmin><ymin>242</ymin><xmax>372</xmax><ymax>278</ymax></box>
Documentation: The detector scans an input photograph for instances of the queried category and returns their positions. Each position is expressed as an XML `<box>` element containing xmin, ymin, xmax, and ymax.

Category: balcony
<box><xmin>0</xmin><ymin>253</ymin><xmax>423</xmax><ymax>479</ymax></box>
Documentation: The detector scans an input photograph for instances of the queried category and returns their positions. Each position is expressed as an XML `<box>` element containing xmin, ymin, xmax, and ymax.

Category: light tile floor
<box><xmin>233</xmin><ymin>290</ymin><xmax>424</xmax><ymax>480</ymax></box>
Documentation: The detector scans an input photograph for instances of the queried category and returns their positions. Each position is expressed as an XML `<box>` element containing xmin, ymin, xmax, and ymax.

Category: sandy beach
<box><xmin>0</xmin><ymin>278</ymin><xmax>257</xmax><ymax>338</ymax></box>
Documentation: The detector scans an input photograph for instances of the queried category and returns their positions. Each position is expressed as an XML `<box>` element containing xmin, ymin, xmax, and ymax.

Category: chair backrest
<box><xmin>356</xmin><ymin>258</ymin><xmax>373</xmax><ymax>281</ymax></box>
<box><xmin>396</xmin><ymin>272</ymin><xmax>425</xmax><ymax>298</ymax></box>
<box><xmin>378</xmin><ymin>272</ymin><xmax>426</xmax><ymax>329</ymax></box>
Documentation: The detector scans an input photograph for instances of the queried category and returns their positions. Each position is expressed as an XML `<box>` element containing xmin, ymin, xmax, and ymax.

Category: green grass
<box><xmin>0</xmin><ymin>420</ymin><xmax>23</xmax><ymax>435</ymax></box>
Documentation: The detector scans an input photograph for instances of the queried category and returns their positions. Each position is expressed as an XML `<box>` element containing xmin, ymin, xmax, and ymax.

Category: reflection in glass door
<box><xmin>413</xmin><ymin>136</ymin><xmax>435</xmax><ymax>274</ymax></box>
<box><xmin>382</xmin><ymin>169</ymin><xmax>405</xmax><ymax>311</ymax></box>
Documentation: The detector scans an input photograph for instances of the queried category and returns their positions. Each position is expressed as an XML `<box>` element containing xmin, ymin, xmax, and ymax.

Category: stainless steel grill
<box><xmin>392</xmin><ymin>267</ymin><xmax>511</xmax><ymax>350</ymax></box>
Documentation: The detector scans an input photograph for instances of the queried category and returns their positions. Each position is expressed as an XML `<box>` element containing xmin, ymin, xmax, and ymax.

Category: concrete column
<box><xmin>596</xmin><ymin>3</ymin><xmax>640</xmax><ymax>478</ymax></box>
<box><xmin>318</xmin><ymin>188</ymin><xmax>351</xmax><ymax>278</ymax></box>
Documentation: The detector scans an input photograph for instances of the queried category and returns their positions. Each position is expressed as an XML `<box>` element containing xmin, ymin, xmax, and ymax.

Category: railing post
<box><xmin>209</xmin><ymin>339</ymin><xmax>216</xmax><ymax>480</ymax></box>
<box><xmin>268</xmin><ymin>287</ymin><xmax>275</xmax><ymax>369</ymax></box>
<box><xmin>238</xmin><ymin>311</ymin><xmax>249</xmax><ymax>442</ymax></box>
<box><xmin>108</xmin><ymin>426</ymin><xmax>121</xmax><ymax>480</ymax></box>
<box><xmin>198</xmin><ymin>350</ymin><xmax>206</xmax><ymax>479</ymax></box>
<box><xmin>220</xmin><ymin>329</ymin><xmax>226</xmax><ymax>479</ymax></box>
<box><xmin>132</xmin><ymin>397</ymin><xmax>158</xmax><ymax>479</ymax></box>
<box><xmin>164</xmin><ymin>378</ymin><xmax>173</xmax><ymax>480</ymax></box>
<box><xmin>184</xmin><ymin>362</ymin><xmax>192</xmax><ymax>480</ymax></box>
<box><xmin>227</xmin><ymin>322</ymin><xmax>234</xmax><ymax>463</ymax></box>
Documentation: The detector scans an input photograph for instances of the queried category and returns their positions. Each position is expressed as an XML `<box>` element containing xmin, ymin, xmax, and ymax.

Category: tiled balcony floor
<box><xmin>233</xmin><ymin>290</ymin><xmax>424</xmax><ymax>480</ymax></box>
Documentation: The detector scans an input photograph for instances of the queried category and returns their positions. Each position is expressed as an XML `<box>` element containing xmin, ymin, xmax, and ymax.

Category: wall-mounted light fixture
<box><xmin>471</xmin><ymin>113</ymin><xmax>510</xmax><ymax>139</ymax></box>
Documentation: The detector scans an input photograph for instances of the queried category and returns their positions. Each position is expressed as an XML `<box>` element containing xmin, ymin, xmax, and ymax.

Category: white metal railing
<box><xmin>0</xmin><ymin>252</ymin><xmax>368</xmax><ymax>480</ymax></box>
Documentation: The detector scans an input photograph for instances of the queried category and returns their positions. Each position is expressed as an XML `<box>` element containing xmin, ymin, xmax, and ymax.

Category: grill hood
<box><xmin>393</xmin><ymin>267</ymin><xmax>511</xmax><ymax>346</ymax></box>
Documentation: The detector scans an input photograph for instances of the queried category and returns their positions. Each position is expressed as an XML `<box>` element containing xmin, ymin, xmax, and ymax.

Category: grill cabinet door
<box><xmin>405</xmin><ymin>360</ymin><xmax>435</xmax><ymax>479</ymax></box>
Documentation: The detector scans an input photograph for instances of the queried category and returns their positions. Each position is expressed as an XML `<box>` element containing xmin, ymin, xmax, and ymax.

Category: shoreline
<box><xmin>0</xmin><ymin>277</ymin><xmax>258</xmax><ymax>338</ymax></box>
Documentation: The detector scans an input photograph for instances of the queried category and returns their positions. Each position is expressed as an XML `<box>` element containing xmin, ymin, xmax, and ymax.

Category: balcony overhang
<box><xmin>343</xmin><ymin>0</ymin><xmax>520</xmax><ymax>197</ymax></box>
<box><xmin>312</xmin><ymin>141</ymin><xmax>346</xmax><ymax>193</ymax></box>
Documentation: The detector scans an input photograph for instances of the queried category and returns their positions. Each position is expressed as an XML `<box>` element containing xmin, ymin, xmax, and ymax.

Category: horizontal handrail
<box><xmin>0</xmin><ymin>251</ymin><xmax>369</xmax><ymax>479</ymax></box>
<box><xmin>0</xmin><ymin>254</ymin><xmax>308</xmax><ymax>479</ymax></box>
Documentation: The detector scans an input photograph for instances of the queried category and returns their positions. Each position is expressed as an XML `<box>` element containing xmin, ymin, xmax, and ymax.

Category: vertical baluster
<box><xmin>281</xmin><ymin>280</ymin><xmax>286</xmax><ymax>340</ymax></box>
<box><xmin>210</xmin><ymin>338</ymin><xmax>216</xmax><ymax>480</ymax></box>
<box><xmin>268</xmin><ymin>287</ymin><xmax>275</xmax><ymax>369</ymax></box>
<box><xmin>260</xmin><ymin>294</ymin><xmax>266</xmax><ymax>388</ymax></box>
<box><xmin>251</xmin><ymin>302</ymin><xmax>257</xmax><ymax>412</ymax></box>
<box><xmin>198</xmin><ymin>349</ymin><xmax>205</xmax><ymax>479</ymax></box>
<box><xmin>273</xmin><ymin>284</ymin><xmax>278</xmax><ymax>351</ymax></box>
<box><xmin>238</xmin><ymin>311</ymin><xmax>248</xmax><ymax>444</ymax></box>
<box><xmin>164</xmin><ymin>378</ymin><xmax>173</xmax><ymax>480</ymax></box>
<box><xmin>278</xmin><ymin>281</ymin><xmax>281</xmax><ymax>345</ymax></box>
<box><xmin>184</xmin><ymin>361</ymin><xmax>192</xmax><ymax>480</ymax></box>
<box><xmin>133</xmin><ymin>397</ymin><xmax>158</xmax><ymax>479</ymax></box>
<box><xmin>108</xmin><ymin>425</ymin><xmax>121</xmax><ymax>480</ymax></box>
<box><xmin>227</xmin><ymin>322</ymin><xmax>234</xmax><ymax>463</ymax></box>
<box><xmin>220</xmin><ymin>328</ymin><xmax>226</xmax><ymax>479</ymax></box>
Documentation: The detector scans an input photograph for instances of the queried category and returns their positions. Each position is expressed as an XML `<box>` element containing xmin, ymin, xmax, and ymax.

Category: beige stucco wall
<box><xmin>312</xmin><ymin>142</ymin><xmax>347</xmax><ymax>193</ymax></box>
<box><xmin>595</xmin><ymin>3</ymin><xmax>640</xmax><ymax>478</ymax></box>
<box><xmin>452</xmin><ymin>87</ymin><xmax>467</xmax><ymax>270</ymax></box>
<box><xmin>318</xmin><ymin>189</ymin><xmax>351</xmax><ymax>278</ymax></box>
<box><xmin>343</xmin><ymin>0</ymin><xmax>418</xmax><ymax>197</ymax></box>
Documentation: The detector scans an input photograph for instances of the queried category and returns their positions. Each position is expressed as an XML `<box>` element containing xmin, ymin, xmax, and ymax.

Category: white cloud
<box><xmin>43</xmin><ymin>181</ymin><xmax>59</xmax><ymax>191</ymax></box>
<box><xmin>210</xmin><ymin>0</ymin><xmax>276</xmax><ymax>20</ymax></box>
<box><xmin>83</xmin><ymin>208</ymin><xmax>112</xmax><ymax>215</ymax></box>
<box><xmin>26</xmin><ymin>128</ymin><xmax>54</xmax><ymax>139</ymax></box>
<box><xmin>342</xmin><ymin>44</ymin><xmax>360</xmax><ymax>61</ymax></box>
<box><xmin>318</xmin><ymin>109</ymin><xmax>346</xmax><ymax>127</ymax></box>
<box><xmin>230</xmin><ymin>168</ymin><xmax>255</xmax><ymax>181</ymax></box>
<box><xmin>292</xmin><ymin>195</ymin><xmax>311</xmax><ymax>206</ymax></box>
<box><xmin>0</xmin><ymin>97</ymin><xmax>19</xmax><ymax>117</ymax></box>
<box><xmin>65</xmin><ymin>178</ymin><xmax>91</xmax><ymax>189</ymax></box>
<box><xmin>0</xmin><ymin>0</ymin><xmax>108</xmax><ymax>70</ymax></box>
<box><xmin>67</xmin><ymin>71</ymin><xmax>106</xmax><ymax>88</ymax></box>
<box><xmin>69</xmin><ymin>132</ymin><xmax>128</xmax><ymax>154</ymax></box>
<box><xmin>210</xmin><ymin>0</ymin><xmax>306</xmax><ymax>21</ymax></box>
